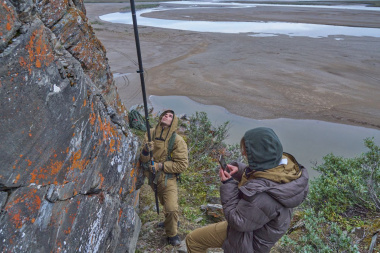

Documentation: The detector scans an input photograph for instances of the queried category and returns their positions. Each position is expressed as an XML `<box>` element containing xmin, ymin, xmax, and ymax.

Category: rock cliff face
<box><xmin>0</xmin><ymin>0</ymin><xmax>143</xmax><ymax>252</ymax></box>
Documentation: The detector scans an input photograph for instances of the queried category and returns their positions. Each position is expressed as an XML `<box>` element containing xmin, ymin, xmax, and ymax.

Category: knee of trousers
<box><xmin>162</xmin><ymin>192</ymin><xmax>178</xmax><ymax>213</ymax></box>
<box><xmin>164</xmin><ymin>210</ymin><xmax>179</xmax><ymax>220</ymax></box>
<box><xmin>185</xmin><ymin>232</ymin><xmax>200</xmax><ymax>253</ymax></box>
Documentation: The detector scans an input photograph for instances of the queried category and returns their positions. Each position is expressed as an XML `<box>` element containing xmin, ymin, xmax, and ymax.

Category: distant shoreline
<box><xmin>84</xmin><ymin>0</ymin><xmax>380</xmax><ymax>7</ymax></box>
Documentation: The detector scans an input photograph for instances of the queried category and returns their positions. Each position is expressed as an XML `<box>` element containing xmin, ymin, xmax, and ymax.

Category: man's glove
<box><xmin>144</xmin><ymin>141</ymin><xmax>154</xmax><ymax>152</ymax></box>
<box><xmin>151</xmin><ymin>162</ymin><xmax>162</xmax><ymax>173</ymax></box>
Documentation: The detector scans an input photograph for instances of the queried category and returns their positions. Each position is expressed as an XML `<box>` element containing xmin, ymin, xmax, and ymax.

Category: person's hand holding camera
<box><xmin>219</xmin><ymin>164</ymin><xmax>237</xmax><ymax>183</ymax></box>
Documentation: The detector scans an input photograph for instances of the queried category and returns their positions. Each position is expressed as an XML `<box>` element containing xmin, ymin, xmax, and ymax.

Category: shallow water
<box><xmin>150</xmin><ymin>95</ymin><xmax>380</xmax><ymax>178</ymax></box>
<box><xmin>100</xmin><ymin>2</ymin><xmax>380</xmax><ymax>38</ymax></box>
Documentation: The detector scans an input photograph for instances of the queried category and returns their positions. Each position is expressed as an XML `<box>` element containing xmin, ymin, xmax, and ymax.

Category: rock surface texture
<box><xmin>0</xmin><ymin>0</ymin><xmax>142</xmax><ymax>252</ymax></box>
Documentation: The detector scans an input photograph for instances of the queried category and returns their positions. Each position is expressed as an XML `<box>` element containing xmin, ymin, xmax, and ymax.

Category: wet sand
<box><xmin>85</xmin><ymin>2</ymin><xmax>380</xmax><ymax>129</ymax></box>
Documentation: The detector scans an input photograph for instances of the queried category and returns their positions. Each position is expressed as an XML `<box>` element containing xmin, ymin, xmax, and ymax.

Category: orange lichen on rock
<box><xmin>9</xmin><ymin>211</ymin><xmax>22</xmax><ymax>229</ymax></box>
<box><xmin>22</xmin><ymin>25</ymin><xmax>54</xmax><ymax>74</ymax></box>
<box><xmin>130</xmin><ymin>176</ymin><xmax>137</xmax><ymax>194</ymax></box>
<box><xmin>1</xmin><ymin>1</ymin><xmax>17</xmax><ymax>33</ymax></box>
<box><xmin>118</xmin><ymin>208</ymin><xmax>123</xmax><ymax>222</ymax></box>
<box><xmin>98</xmin><ymin>173</ymin><xmax>105</xmax><ymax>187</ymax></box>
<box><xmin>97</xmin><ymin>116</ymin><xmax>121</xmax><ymax>155</ymax></box>
<box><xmin>69</xmin><ymin>150</ymin><xmax>89</xmax><ymax>172</ymax></box>
<box><xmin>13</xmin><ymin>174</ymin><xmax>20</xmax><ymax>184</ymax></box>
<box><xmin>29</xmin><ymin>159</ymin><xmax>63</xmax><ymax>184</ymax></box>
<box><xmin>89</xmin><ymin>102</ymin><xmax>96</xmax><ymax>126</ymax></box>
<box><xmin>5</xmin><ymin>188</ymin><xmax>42</xmax><ymax>229</ymax></box>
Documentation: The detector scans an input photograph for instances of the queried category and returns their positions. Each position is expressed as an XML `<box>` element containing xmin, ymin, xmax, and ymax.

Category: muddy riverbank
<box><xmin>85</xmin><ymin>1</ymin><xmax>380</xmax><ymax>129</ymax></box>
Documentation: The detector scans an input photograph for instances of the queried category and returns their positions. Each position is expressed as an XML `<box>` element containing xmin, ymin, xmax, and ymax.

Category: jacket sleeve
<box><xmin>220</xmin><ymin>181</ymin><xmax>274</xmax><ymax>232</ymax></box>
<box><xmin>140</xmin><ymin>129</ymin><xmax>153</xmax><ymax>164</ymax></box>
<box><xmin>163</xmin><ymin>137</ymin><xmax>188</xmax><ymax>174</ymax></box>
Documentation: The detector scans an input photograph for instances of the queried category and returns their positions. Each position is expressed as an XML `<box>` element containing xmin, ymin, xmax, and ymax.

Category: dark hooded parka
<box><xmin>220</xmin><ymin>127</ymin><xmax>309</xmax><ymax>253</ymax></box>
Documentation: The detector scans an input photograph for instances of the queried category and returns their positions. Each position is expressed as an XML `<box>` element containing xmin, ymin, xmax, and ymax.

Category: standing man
<box><xmin>140</xmin><ymin>110</ymin><xmax>188</xmax><ymax>246</ymax></box>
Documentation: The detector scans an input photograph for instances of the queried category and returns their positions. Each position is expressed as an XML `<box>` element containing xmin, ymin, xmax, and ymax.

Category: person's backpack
<box><xmin>167</xmin><ymin>132</ymin><xmax>182</xmax><ymax>183</ymax></box>
<box><xmin>128</xmin><ymin>109</ymin><xmax>147</xmax><ymax>131</ymax></box>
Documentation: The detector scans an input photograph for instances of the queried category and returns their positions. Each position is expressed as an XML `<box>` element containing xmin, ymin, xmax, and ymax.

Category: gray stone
<box><xmin>0</xmin><ymin>1</ymin><xmax>143</xmax><ymax>252</ymax></box>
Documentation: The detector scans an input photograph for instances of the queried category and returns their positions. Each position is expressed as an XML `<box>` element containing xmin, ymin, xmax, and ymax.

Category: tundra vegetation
<box><xmin>132</xmin><ymin>111</ymin><xmax>380</xmax><ymax>252</ymax></box>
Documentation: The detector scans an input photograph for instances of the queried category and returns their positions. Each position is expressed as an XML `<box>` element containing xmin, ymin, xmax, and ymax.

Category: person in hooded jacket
<box><xmin>140</xmin><ymin>110</ymin><xmax>188</xmax><ymax>246</ymax></box>
<box><xmin>185</xmin><ymin>127</ymin><xmax>309</xmax><ymax>253</ymax></box>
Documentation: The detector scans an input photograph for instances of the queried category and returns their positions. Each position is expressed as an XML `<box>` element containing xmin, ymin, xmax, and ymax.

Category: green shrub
<box><xmin>306</xmin><ymin>138</ymin><xmax>379</xmax><ymax>218</ymax></box>
<box><xmin>278</xmin><ymin>138</ymin><xmax>379</xmax><ymax>252</ymax></box>
<box><xmin>279</xmin><ymin>208</ymin><xmax>359</xmax><ymax>253</ymax></box>
<box><xmin>186</xmin><ymin>111</ymin><xmax>230</xmax><ymax>170</ymax></box>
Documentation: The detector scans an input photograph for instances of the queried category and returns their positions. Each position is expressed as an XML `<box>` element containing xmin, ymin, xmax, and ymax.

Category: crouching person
<box><xmin>186</xmin><ymin>127</ymin><xmax>309</xmax><ymax>252</ymax></box>
<box><xmin>140</xmin><ymin>110</ymin><xmax>188</xmax><ymax>246</ymax></box>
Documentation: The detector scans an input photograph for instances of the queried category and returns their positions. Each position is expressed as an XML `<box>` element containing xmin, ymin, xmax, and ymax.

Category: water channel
<box><xmin>100</xmin><ymin>2</ymin><xmax>380</xmax><ymax>38</ymax></box>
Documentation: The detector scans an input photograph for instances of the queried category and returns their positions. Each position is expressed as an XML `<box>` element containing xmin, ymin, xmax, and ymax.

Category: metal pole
<box><xmin>129</xmin><ymin>0</ymin><xmax>159</xmax><ymax>214</ymax></box>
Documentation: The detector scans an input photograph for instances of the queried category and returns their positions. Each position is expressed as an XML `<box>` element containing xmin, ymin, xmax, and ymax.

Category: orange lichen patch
<box><xmin>55</xmin><ymin>8</ymin><xmax>112</xmax><ymax>91</ymax></box>
<box><xmin>89</xmin><ymin>103</ymin><xmax>96</xmax><ymax>126</ymax></box>
<box><xmin>64</xmin><ymin>228</ymin><xmax>71</xmax><ymax>235</ymax></box>
<box><xmin>118</xmin><ymin>208</ymin><xmax>123</xmax><ymax>222</ymax></box>
<box><xmin>26</xmin><ymin>159</ymin><xmax>32</xmax><ymax>166</ymax></box>
<box><xmin>36</xmin><ymin>59</ymin><xmax>41</xmax><ymax>68</ymax></box>
<box><xmin>5</xmin><ymin>188</ymin><xmax>42</xmax><ymax>229</ymax></box>
<box><xmin>22</xmin><ymin>25</ymin><xmax>54</xmax><ymax>74</ymax></box>
<box><xmin>1</xmin><ymin>1</ymin><xmax>17</xmax><ymax>32</ymax></box>
<box><xmin>61</xmin><ymin>200</ymin><xmax>80</xmax><ymax>236</ymax></box>
<box><xmin>19</xmin><ymin>56</ymin><xmax>27</xmax><ymax>67</ymax></box>
<box><xmin>83</xmin><ymin>99</ymin><xmax>87</xmax><ymax>107</ymax></box>
<box><xmin>13</xmin><ymin>174</ymin><xmax>20</xmax><ymax>184</ymax></box>
<box><xmin>109</xmin><ymin>139</ymin><xmax>116</xmax><ymax>153</ymax></box>
<box><xmin>10</xmin><ymin>211</ymin><xmax>23</xmax><ymax>229</ymax></box>
<box><xmin>130</xmin><ymin>177</ymin><xmax>137</xmax><ymax>194</ymax></box>
<box><xmin>26</xmin><ymin>195</ymin><xmax>41</xmax><ymax>213</ymax></box>
<box><xmin>119</xmin><ymin>187</ymin><xmax>122</xmax><ymax>195</ymax></box>
<box><xmin>98</xmin><ymin>117</ymin><xmax>121</xmax><ymax>155</ymax></box>
<box><xmin>29</xmin><ymin>159</ymin><xmax>63</xmax><ymax>184</ymax></box>
<box><xmin>98</xmin><ymin>173</ymin><xmax>105</xmax><ymax>187</ymax></box>
<box><xmin>69</xmin><ymin>150</ymin><xmax>89</xmax><ymax>172</ymax></box>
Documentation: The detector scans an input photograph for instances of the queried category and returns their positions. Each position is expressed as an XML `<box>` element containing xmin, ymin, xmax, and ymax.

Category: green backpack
<box><xmin>128</xmin><ymin>109</ymin><xmax>147</xmax><ymax>131</ymax></box>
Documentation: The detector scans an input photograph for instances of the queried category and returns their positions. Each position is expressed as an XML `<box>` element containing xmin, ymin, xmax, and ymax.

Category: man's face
<box><xmin>161</xmin><ymin>112</ymin><xmax>174</xmax><ymax>127</ymax></box>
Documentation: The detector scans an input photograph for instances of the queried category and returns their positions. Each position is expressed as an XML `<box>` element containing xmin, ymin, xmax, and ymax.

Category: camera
<box><xmin>218</xmin><ymin>155</ymin><xmax>228</xmax><ymax>171</ymax></box>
